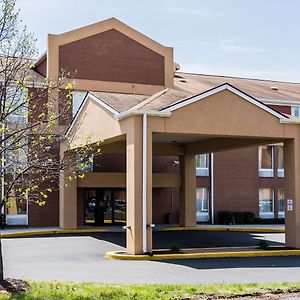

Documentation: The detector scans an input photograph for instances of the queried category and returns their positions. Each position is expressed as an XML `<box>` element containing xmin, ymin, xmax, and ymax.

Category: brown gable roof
<box><xmin>174</xmin><ymin>72</ymin><xmax>300</xmax><ymax>103</ymax></box>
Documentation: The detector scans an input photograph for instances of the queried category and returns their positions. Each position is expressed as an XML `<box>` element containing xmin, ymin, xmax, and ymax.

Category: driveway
<box><xmin>3</xmin><ymin>231</ymin><xmax>300</xmax><ymax>284</ymax></box>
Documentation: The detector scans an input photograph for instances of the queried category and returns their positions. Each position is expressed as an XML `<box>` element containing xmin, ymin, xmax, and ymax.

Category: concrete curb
<box><xmin>106</xmin><ymin>249</ymin><xmax>300</xmax><ymax>261</ymax></box>
<box><xmin>1</xmin><ymin>228</ymin><xmax>108</xmax><ymax>238</ymax></box>
<box><xmin>0</xmin><ymin>226</ymin><xmax>284</xmax><ymax>238</ymax></box>
<box><xmin>163</xmin><ymin>227</ymin><xmax>285</xmax><ymax>233</ymax></box>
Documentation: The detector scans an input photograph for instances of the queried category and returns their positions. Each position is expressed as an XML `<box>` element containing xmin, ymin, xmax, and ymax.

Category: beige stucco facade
<box><xmin>31</xmin><ymin>17</ymin><xmax>300</xmax><ymax>255</ymax></box>
<box><xmin>61</xmin><ymin>86</ymin><xmax>300</xmax><ymax>254</ymax></box>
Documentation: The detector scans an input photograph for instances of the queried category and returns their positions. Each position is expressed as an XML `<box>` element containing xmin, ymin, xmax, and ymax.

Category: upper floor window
<box><xmin>196</xmin><ymin>154</ymin><xmax>209</xmax><ymax>176</ymax></box>
<box><xmin>72</xmin><ymin>91</ymin><xmax>87</xmax><ymax>118</ymax></box>
<box><xmin>276</xmin><ymin>145</ymin><xmax>284</xmax><ymax>177</ymax></box>
<box><xmin>258</xmin><ymin>145</ymin><xmax>274</xmax><ymax>177</ymax></box>
<box><xmin>5</xmin><ymin>85</ymin><xmax>28</xmax><ymax>124</ymax></box>
<box><xmin>291</xmin><ymin>106</ymin><xmax>300</xmax><ymax>117</ymax></box>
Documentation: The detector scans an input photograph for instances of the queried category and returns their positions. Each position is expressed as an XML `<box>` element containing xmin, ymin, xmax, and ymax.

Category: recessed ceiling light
<box><xmin>271</xmin><ymin>86</ymin><xmax>278</xmax><ymax>91</ymax></box>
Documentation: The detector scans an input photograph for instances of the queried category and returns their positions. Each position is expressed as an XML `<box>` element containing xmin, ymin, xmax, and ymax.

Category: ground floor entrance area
<box><xmin>84</xmin><ymin>188</ymin><xmax>126</xmax><ymax>225</ymax></box>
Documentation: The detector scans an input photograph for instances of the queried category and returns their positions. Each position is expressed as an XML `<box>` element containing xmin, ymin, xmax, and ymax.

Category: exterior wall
<box><xmin>34</xmin><ymin>57</ymin><xmax>47</xmax><ymax>77</ymax></box>
<box><xmin>59</xmin><ymin>29</ymin><xmax>165</xmax><ymax>86</ymax></box>
<box><xmin>28</xmin><ymin>190</ymin><xmax>59</xmax><ymax>227</ymax></box>
<box><xmin>213</xmin><ymin>147</ymin><xmax>259</xmax><ymax>219</ymax></box>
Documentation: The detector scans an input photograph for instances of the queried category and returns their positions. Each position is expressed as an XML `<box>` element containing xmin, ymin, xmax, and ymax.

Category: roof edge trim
<box><xmin>65</xmin><ymin>92</ymin><xmax>119</xmax><ymax>137</ymax></box>
<box><xmin>116</xmin><ymin>110</ymin><xmax>171</xmax><ymax>121</ymax></box>
<box><xmin>161</xmin><ymin>83</ymin><xmax>287</xmax><ymax>120</ymax></box>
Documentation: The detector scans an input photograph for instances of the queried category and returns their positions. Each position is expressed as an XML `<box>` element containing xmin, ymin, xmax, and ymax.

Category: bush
<box><xmin>169</xmin><ymin>243</ymin><xmax>181</xmax><ymax>253</ymax></box>
<box><xmin>218</xmin><ymin>211</ymin><xmax>256</xmax><ymax>225</ymax></box>
<box><xmin>255</xmin><ymin>218</ymin><xmax>285</xmax><ymax>224</ymax></box>
<box><xmin>258</xmin><ymin>240</ymin><xmax>270</xmax><ymax>250</ymax></box>
<box><xmin>218</xmin><ymin>211</ymin><xmax>234</xmax><ymax>225</ymax></box>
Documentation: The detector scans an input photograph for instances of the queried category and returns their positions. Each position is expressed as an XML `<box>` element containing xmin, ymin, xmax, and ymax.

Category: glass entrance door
<box><xmin>84</xmin><ymin>188</ymin><xmax>126</xmax><ymax>225</ymax></box>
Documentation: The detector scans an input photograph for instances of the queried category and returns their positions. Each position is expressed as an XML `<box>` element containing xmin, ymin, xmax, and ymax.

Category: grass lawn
<box><xmin>0</xmin><ymin>281</ymin><xmax>300</xmax><ymax>299</ymax></box>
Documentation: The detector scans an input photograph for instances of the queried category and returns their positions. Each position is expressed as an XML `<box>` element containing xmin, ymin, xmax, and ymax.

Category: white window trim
<box><xmin>259</xmin><ymin>189</ymin><xmax>275</xmax><ymax>219</ymax></box>
<box><xmin>277</xmin><ymin>168</ymin><xmax>284</xmax><ymax>178</ymax></box>
<box><xmin>196</xmin><ymin>167</ymin><xmax>209</xmax><ymax>176</ymax></box>
<box><xmin>258</xmin><ymin>146</ymin><xmax>274</xmax><ymax>178</ymax></box>
<box><xmin>196</xmin><ymin>154</ymin><xmax>209</xmax><ymax>177</ymax></box>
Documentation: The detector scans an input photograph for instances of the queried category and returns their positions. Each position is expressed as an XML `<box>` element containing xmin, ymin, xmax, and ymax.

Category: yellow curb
<box><xmin>1</xmin><ymin>228</ymin><xmax>108</xmax><ymax>238</ymax></box>
<box><xmin>106</xmin><ymin>249</ymin><xmax>300</xmax><ymax>261</ymax></box>
<box><xmin>163</xmin><ymin>227</ymin><xmax>285</xmax><ymax>233</ymax></box>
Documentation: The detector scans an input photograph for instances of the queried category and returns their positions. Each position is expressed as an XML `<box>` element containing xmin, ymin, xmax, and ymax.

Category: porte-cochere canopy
<box><xmin>62</xmin><ymin>83</ymin><xmax>300</xmax><ymax>255</ymax></box>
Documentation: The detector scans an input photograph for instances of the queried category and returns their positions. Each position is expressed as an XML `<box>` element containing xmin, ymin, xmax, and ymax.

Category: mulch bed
<box><xmin>192</xmin><ymin>288</ymin><xmax>300</xmax><ymax>299</ymax></box>
<box><xmin>0</xmin><ymin>278</ymin><xmax>29</xmax><ymax>293</ymax></box>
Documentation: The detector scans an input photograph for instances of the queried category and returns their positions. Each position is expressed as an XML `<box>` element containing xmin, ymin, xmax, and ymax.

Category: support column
<box><xmin>59</xmin><ymin>142</ymin><xmax>77</xmax><ymax>230</ymax></box>
<box><xmin>179</xmin><ymin>154</ymin><xmax>196</xmax><ymax>227</ymax></box>
<box><xmin>284</xmin><ymin>138</ymin><xmax>300</xmax><ymax>248</ymax></box>
<box><xmin>146</xmin><ymin>121</ymin><xmax>153</xmax><ymax>253</ymax></box>
<box><xmin>126</xmin><ymin>116</ymin><xmax>152</xmax><ymax>254</ymax></box>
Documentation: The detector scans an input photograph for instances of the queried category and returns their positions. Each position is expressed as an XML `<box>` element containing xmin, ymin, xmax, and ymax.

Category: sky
<box><xmin>16</xmin><ymin>0</ymin><xmax>300</xmax><ymax>82</ymax></box>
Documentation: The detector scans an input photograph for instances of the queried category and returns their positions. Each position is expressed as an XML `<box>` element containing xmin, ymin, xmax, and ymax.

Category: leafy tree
<box><xmin>0</xmin><ymin>0</ymin><xmax>99</xmax><ymax>281</ymax></box>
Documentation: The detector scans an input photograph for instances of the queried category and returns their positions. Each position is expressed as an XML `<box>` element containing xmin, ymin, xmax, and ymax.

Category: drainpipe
<box><xmin>142</xmin><ymin>113</ymin><xmax>147</xmax><ymax>253</ymax></box>
<box><xmin>210</xmin><ymin>153</ymin><xmax>214</xmax><ymax>224</ymax></box>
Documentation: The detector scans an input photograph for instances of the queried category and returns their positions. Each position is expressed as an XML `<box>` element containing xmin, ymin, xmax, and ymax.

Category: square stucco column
<box><xmin>59</xmin><ymin>143</ymin><xmax>77</xmax><ymax>230</ymax></box>
<box><xmin>126</xmin><ymin>116</ymin><xmax>153</xmax><ymax>254</ymax></box>
<box><xmin>284</xmin><ymin>138</ymin><xmax>300</xmax><ymax>248</ymax></box>
<box><xmin>179</xmin><ymin>154</ymin><xmax>196</xmax><ymax>227</ymax></box>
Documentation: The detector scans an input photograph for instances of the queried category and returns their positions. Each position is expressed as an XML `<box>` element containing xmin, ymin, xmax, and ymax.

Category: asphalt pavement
<box><xmin>3</xmin><ymin>231</ymin><xmax>300</xmax><ymax>284</ymax></box>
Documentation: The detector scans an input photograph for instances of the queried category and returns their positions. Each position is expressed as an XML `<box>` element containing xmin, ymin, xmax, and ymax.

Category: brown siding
<box><xmin>28</xmin><ymin>88</ymin><xmax>48</xmax><ymax>123</ymax></box>
<box><xmin>28</xmin><ymin>189</ymin><xmax>59</xmax><ymax>227</ymax></box>
<box><xmin>58</xmin><ymin>90</ymin><xmax>72</xmax><ymax>126</ymax></box>
<box><xmin>59</xmin><ymin>29</ymin><xmax>165</xmax><ymax>86</ymax></box>
<box><xmin>268</xmin><ymin>105</ymin><xmax>291</xmax><ymax>114</ymax></box>
<box><xmin>34</xmin><ymin>57</ymin><xmax>47</xmax><ymax>77</ymax></box>
<box><xmin>152</xmin><ymin>188</ymin><xmax>179</xmax><ymax>224</ymax></box>
<box><xmin>214</xmin><ymin>147</ymin><xmax>259</xmax><ymax>220</ymax></box>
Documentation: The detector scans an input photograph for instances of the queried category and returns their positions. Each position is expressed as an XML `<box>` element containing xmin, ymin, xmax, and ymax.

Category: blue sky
<box><xmin>17</xmin><ymin>0</ymin><xmax>300</xmax><ymax>82</ymax></box>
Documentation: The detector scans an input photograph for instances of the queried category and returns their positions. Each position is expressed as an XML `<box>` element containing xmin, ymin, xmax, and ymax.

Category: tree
<box><xmin>0</xmin><ymin>0</ymin><xmax>98</xmax><ymax>281</ymax></box>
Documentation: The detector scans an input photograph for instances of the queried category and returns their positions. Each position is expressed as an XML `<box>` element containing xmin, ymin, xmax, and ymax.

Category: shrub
<box><xmin>255</xmin><ymin>218</ymin><xmax>285</xmax><ymax>224</ymax></box>
<box><xmin>218</xmin><ymin>211</ymin><xmax>256</xmax><ymax>225</ymax></box>
<box><xmin>243</xmin><ymin>211</ymin><xmax>256</xmax><ymax>224</ymax></box>
<box><xmin>218</xmin><ymin>211</ymin><xmax>234</xmax><ymax>225</ymax></box>
<box><xmin>258</xmin><ymin>240</ymin><xmax>270</xmax><ymax>250</ymax></box>
<box><xmin>169</xmin><ymin>243</ymin><xmax>181</xmax><ymax>253</ymax></box>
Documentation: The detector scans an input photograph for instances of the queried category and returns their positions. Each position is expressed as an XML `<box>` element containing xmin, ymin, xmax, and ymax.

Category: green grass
<box><xmin>0</xmin><ymin>281</ymin><xmax>300</xmax><ymax>300</ymax></box>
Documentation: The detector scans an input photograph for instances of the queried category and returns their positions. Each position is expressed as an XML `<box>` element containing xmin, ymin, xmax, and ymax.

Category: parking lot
<box><xmin>3</xmin><ymin>230</ymin><xmax>300</xmax><ymax>284</ymax></box>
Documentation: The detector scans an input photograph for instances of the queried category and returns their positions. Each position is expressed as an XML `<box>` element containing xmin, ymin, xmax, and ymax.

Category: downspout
<box><xmin>210</xmin><ymin>153</ymin><xmax>214</xmax><ymax>224</ymax></box>
<box><xmin>142</xmin><ymin>113</ymin><xmax>147</xmax><ymax>253</ymax></box>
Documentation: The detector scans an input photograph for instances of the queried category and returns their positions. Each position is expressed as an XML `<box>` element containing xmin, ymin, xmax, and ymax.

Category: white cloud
<box><xmin>219</xmin><ymin>39</ymin><xmax>264</xmax><ymax>54</ymax></box>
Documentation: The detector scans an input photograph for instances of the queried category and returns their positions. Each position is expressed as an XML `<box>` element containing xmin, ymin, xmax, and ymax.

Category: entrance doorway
<box><xmin>84</xmin><ymin>189</ymin><xmax>126</xmax><ymax>225</ymax></box>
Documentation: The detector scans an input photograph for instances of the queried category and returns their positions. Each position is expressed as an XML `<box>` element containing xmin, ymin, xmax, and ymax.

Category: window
<box><xmin>291</xmin><ymin>106</ymin><xmax>300</xmax><ymax>117</ymax></box>
<box><xmin>259</xmin><ymin>188</ymin><xmax>274</xmax><ymax>218</ymax></box>
<box><xmin>277</xmin><ymin>145</ymin><xmax>284</xmax><ymax>177</ymax></box>
<box><xmin>258</xmin><ymin>146</ymin><xmax>274</xmax><ymax>177</ymax></box>
<box><xmin>196</xmin><ymin>154</ymin><xmax>209</xmax><ymax>176</ymax></box>
<box><xmin>72</xmin><ymin>91</ymin><xmax>87</xmax><ymax>117</ymax></box>
<box><xmin>6</xmin><ymin>188</ymin><xmax>28</xmax><ymax>226</ymax></box>
<box><xmin>6</xmin><ymin>85</ymin><xmax>28</xmax><ymax>124</ymax></box>
<box><xmin>196</xmin><ymin>187</ymin><xmax>209</xmax><ymax>222</ymax></box>
<box><xmin>278</xmin><ymin>189</ymin><xmax>285</xmax><ymax>218</ymax></box>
